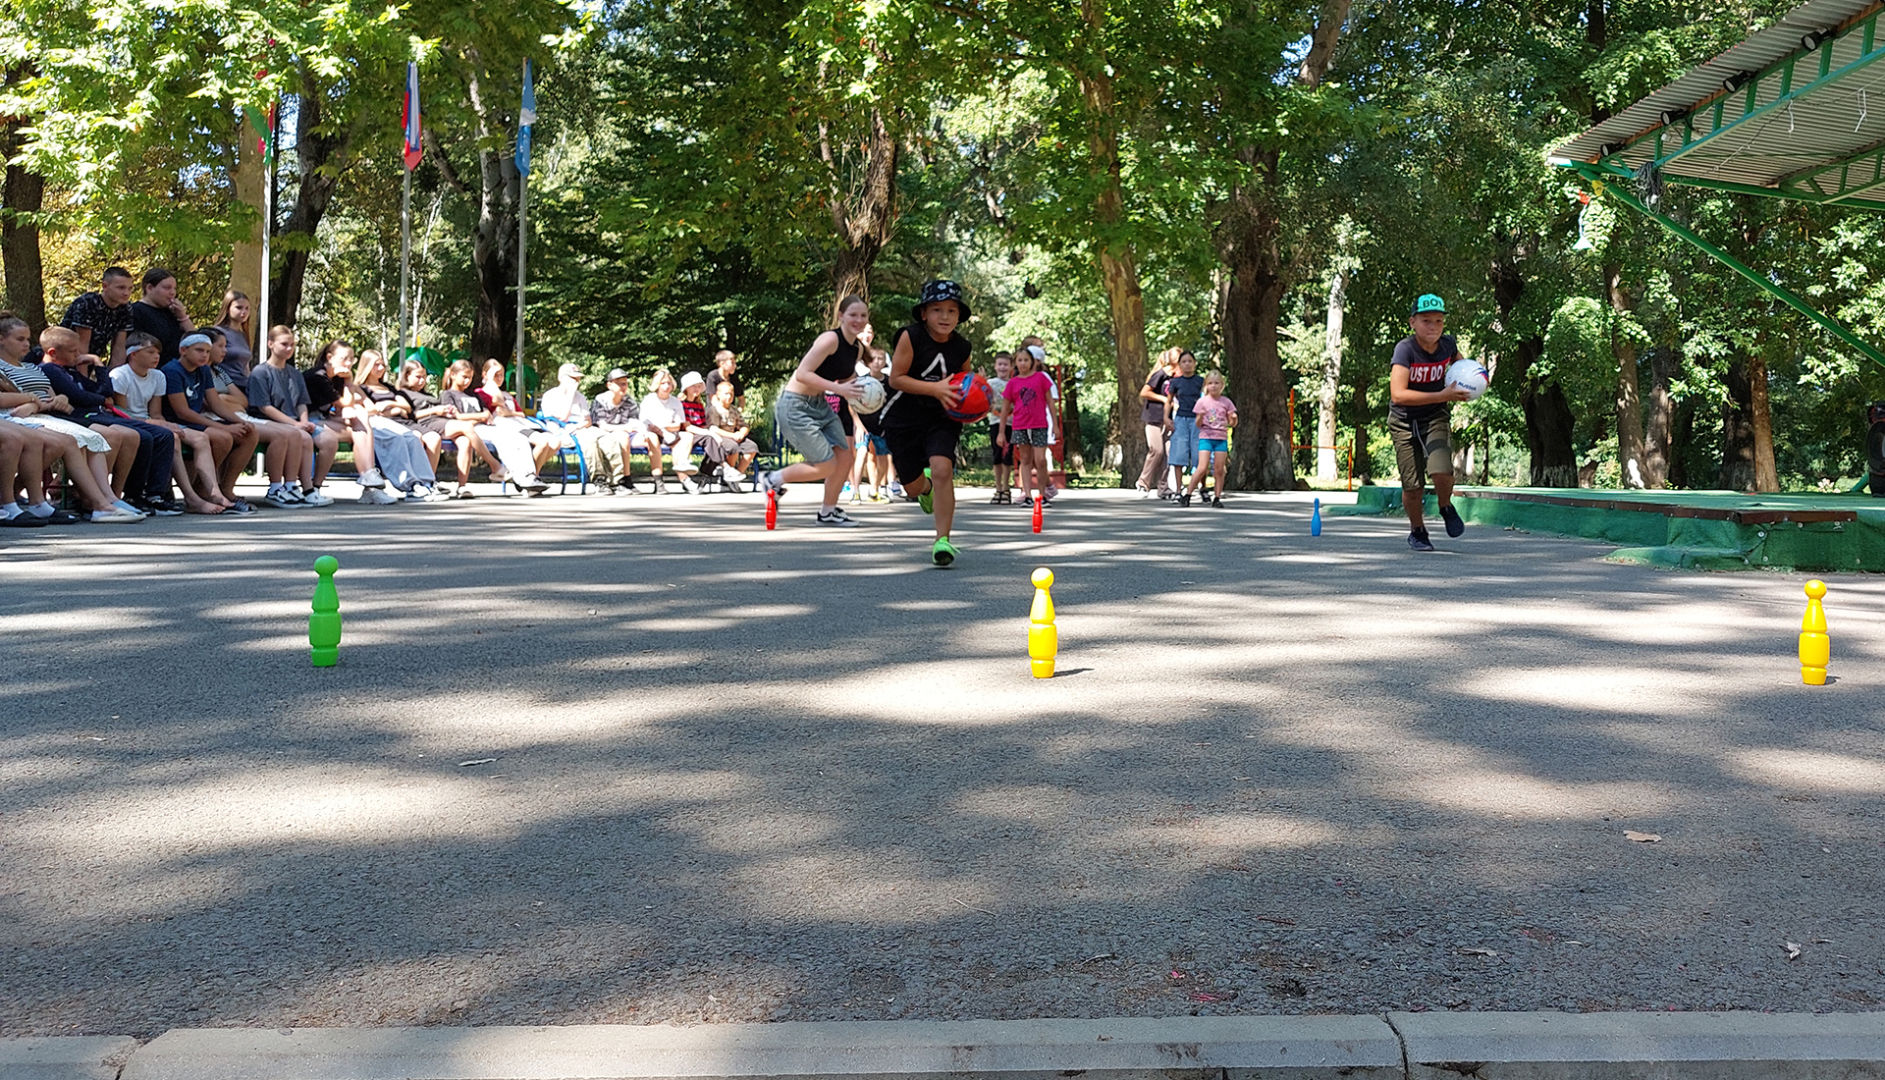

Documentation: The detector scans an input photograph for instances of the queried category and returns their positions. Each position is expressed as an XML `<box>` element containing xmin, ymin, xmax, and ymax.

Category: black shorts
<box><xmin>885</xmin><ymin>422</ymin><xmax>961</xmax><ymax>484</ymax></box>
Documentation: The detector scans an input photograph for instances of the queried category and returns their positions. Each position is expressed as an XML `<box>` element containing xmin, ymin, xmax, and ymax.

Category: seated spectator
<box><xmin>33</xmin><ymin>326</ymin><xmax>161</xmax><ymax>511</ymax></box>
<box><xmin>8</xmin><ymin>324</ymin><xmax>143</xmax><ymax>503</ymax></box>
<box><xmin>128</xmin><ymin>267</ymin><xmax>194</xmax><ymax>365</ymax></box>
<box><xmin>39</xmin><ymin>335</ymin><xmax>179</xmax><ymax>514</ymax></box>
<box><xmin>678</xmin><ymin>370</ymin><xmax>731</xmax><ymax>490</ymax></box>
<box><xmin>1</xmin><ymin>318</ymin><xmax>145</xmax><ymax>522</ymax></box>
<box><xmin>0</xmin><ymin>420</ymin><xmax>52</xmax><ymax>527</ymax></box>
<box><xmin>198</xmin><ymin>326</ymin><xmax>309</xmax><ymax>510</ymax></box>
<box><xmin>706</xmin><ymin>375</ymin><xmax>758</xmax><ymax>491</ymax></box>
<box><xmin>394</xmin><ymin>359</ymin><xmax>504</xmax><ymax>497</ymax></box>
<box><xmin>539</xmin><ymin>362</ymin><xmax>604</xmax><ymax>490</ymax></box>
<box><xmin>59</xmin><ymin>265</ymin><xmax>137</xmax><ymax>366</ymax></box>
<box><xmin>111</xmin><ymin>333</ymin><xmax>235</xmax><ymax>515</ymax></box>
<box><xmin>304</xmin><ymin>340</ymin><xmax>387</xmax><ymax>492</ymax></box>
<box><xmin>346</xmin><ymin>349</ymin><xmax>439</xmax><ymax>501</ymax></box>
<box><xmin>212</xmin><ymin>290</ymin><xmax>255</xmax><ymax>392</ymax></box>
<box><xmin>476</xmin><ymin>358</ymin><xmax>560</xmax><ymax>477</ymax></box>
<box><xmin>161</xmin><ymin>333</ymin><xmax>259</xmax><ymax>513</ymax></box>
<box><xmin>703</xmin><ymin>348</ymin><xmax>743</xmax><ymax>408</ymax></box>
<box><xmin>587</xmin><ymin>367</ymin><xmax>663</xmax><ymax>494</ymax></box>
<box><xmin>639</xmin><ymin>366</ymin><xmax>698</xmax><ymax>494</ymax></box>
<box><xmin>441</xmin><ymin>359</ymin><xmax>546</xmax><ymax>492</ymax></box>
<box><xmin>234</xmin><ymin>326</ymin><xmax>337</xmax><ymax>507</ymax></box>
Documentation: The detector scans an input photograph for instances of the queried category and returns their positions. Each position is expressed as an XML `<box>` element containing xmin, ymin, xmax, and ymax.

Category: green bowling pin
<box><xmin>310</xmin><ymin>555</ymin><xmax>341</xmax><ymax>667</ymax></box>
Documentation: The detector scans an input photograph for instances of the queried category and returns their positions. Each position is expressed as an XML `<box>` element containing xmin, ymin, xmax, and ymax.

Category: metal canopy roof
<box><xmin>1553</xmin><ymin>0</ymin><xmax>1885</xmax><ymax>209</ymax></box>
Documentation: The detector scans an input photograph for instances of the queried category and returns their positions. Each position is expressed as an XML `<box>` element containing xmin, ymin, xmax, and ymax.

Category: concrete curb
<box><xmin>10</xmin><ymin>1012</ymin><xmax>1885</xmax><ymax>1080</ymax></box>
<box><xmin>1390</xmin><ymin>1010</ymin><xmax>1885</xmax><ymax>1078</ymax></box>
<box><xmin>0</xmin><ymin>1037</ymin><xmax>138</xmax><ymax>1080</ymax></box>
<box><xmin>118</xmin><ymin>1016</ymin><xmax>1401</xmax><ymax>1079</ymax></box>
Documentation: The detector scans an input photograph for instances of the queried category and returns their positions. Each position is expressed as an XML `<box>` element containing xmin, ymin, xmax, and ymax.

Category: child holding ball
<box><xmin>1389</xmin><ymin>293</ymin><xmax>1477</xmax><ymax>551</ymax></box>
<box><xmin>1183</xmin><ymin>370</ymin><xmax>1236</xmax><ymax>507</ymax></box>
<box><xmin>884</xmin><ymin>279</ymin><xmax>974</xmax><ymax>566</ymax></box>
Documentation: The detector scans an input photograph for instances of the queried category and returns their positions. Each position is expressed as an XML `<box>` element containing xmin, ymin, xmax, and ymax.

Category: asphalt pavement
<box><xmin>3</xmin><ymin>484</ymin><xmax>1881</xmax><ymax>1037</ymax></box>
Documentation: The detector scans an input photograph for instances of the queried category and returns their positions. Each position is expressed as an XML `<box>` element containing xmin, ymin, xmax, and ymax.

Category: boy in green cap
<box><xmin>1388</xmin><ymin>294</ymin><xmax>1478</xmax><ymax>551</ymax></box>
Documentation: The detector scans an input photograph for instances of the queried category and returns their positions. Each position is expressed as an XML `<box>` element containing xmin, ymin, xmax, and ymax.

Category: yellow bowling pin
<box><xmin>1029</xmin><ymin>567</ymin><xmax>1057</xmax><ymax>679</ymax></box>
<box><xmin>1799</xmin><ymin>579</ymin><xmax>1829</xmax><ymax>686</ymax></box>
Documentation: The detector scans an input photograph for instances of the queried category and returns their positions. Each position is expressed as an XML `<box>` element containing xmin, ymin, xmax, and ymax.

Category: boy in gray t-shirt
<box><xmin>245</xmin><ymin>330</ymin><xmax>339</xmax><ymax>506</ymax></box>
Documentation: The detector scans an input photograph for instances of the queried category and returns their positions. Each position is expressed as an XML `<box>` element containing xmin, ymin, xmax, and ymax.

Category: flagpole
<box><xmin>514</xmin><ymin>58</ymin><xmax>531</xmax><ymax>409</ymax></box>
<box><xmin>259</xmin><ymin>151</ymin><xmax>272</xmax><ymax>342</ymax></box>
<box><xmin>398</xmin><ymin>62</ymin><xmax>418</xmax><ymax>376</ymax></box>
<box><xmin>259</xmin><ymin>105</ymin><xmax>277</xmax><ymax>339</ymax></box>
<box><xmin>398</xmin><ymin>164</ymin><xmax>412</xmax><ymax>372</ymax></box>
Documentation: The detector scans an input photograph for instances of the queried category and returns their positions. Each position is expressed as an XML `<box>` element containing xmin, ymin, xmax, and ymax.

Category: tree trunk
<box><xmin>1350</xmin><ymin>374</ymin><xmax>1371</xmax><ymax>483</ymax></box>
<box><xmin>1669</xmin><ymin>393</ymin><xmax>1695</xmax><ymax>488</ymax></box>
<box><xmin>1218</xmin><ymin>177</ymin><xmax>1296</xmax><ymax>491</ymax></box>
<box><xmin>1749</xmin><ymin>344</ymin><xmax>1779</xmax><ymax>492</ymax></box>
<box><xmin>1073</xmin><ymin>1</ymin><xmax>1152</xmax><ymax>490</ymax></box>
<box><xmin>429</xmin><ymin>51</ymin><xmax>521</xmax><ymax>366</ymax></box>
<box><xmin>1606</xmin><ymin>261</ymin><xmax>1646</xmax><ymax>488</ymax></box>
<box><xmin>271</xmin><ymin>66</ymin><xmax>364</xmax><ymax>327</ymax></box>
<box><xmin>1643</xmin><ymin>343</ymin><xmax>1676</xmax><ymax>488</ymax></box>
<box><xmin>1</xmin><ymin>121</ymin><xmax>46</xmax><ymax>334</ymax></box>
<box><xmin>1213</xmin><ymin>0</ymin><xmax>1350</xmax><ymax>493</ymax></box>
<box><xmin>1316</xmin><ymin>267</ymin><xmax>1346</xmax><ymax>480</ymax></box>
<box><xmin>1721</xmin><ymin>358</ymin><xmax>1756</xmax><ymax>491</ymax></box>
<box><xmin>823</xmin><ymin>108</ymin><xmax>898</xmax><ymax>320</ymax></box>
<box><xmin>1060</xmin><ymin>366</ymin><xmax>1084</xmax><ymax>471</ymax></box>
<box><xmin>1491</xmin><ymin>253</ymin><xmax>1574</xmax><ymax>486</ymax></box>
<box><xmin>228</xmin><ymin>121</ymin><xmax>267</xmax><ymax>339</ymax></box>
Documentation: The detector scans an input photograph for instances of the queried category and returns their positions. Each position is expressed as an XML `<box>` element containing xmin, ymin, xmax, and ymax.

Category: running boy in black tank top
<box><xmin>758</xmin><ymin>294</ymin><xmax>869</xmax><ymax>526</ymax></box>
<box><xmin>883</xmin><ymin>279</ymin><xmax>974</xmax><ymax>566</ymax></box>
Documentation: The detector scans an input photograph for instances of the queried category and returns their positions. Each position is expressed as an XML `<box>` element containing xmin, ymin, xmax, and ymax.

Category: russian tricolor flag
<box><xmin>402</xmin><ymin>62</ymin><xmax>422</xmax><ymax>171</ymax></box>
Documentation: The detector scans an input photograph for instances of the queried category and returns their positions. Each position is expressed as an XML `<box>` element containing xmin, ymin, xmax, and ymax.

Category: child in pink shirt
<box><xmin>1185</xmin><ymin>370</ymin><xmax>1237</xmax><ymax>507</ymax></box>
<box><xmin>999</xmin><ymin>350</ymin><xmax>1054</xmax><ymax>505</ymax></box>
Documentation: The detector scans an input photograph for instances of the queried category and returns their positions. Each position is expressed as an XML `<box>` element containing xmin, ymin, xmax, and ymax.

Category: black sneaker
<box><xmin>815</xmin><ymin>508</ymin><xmax>857</xmax><ymax>527</ymax></box>
<box><xmin>1408</xmin><ymin>529</ymin><xmax>1435</xmax><ymax>552</ymax></box>
<box><xmin>1178</xmin><ymin>493</ymin><xmax>1192</xmax><ymax>507</ymax></box>
<box><xmin>1440</xmin><ymin>502</ymin><xmax>1465</xmax><ymax>538</ymax></box>
<box><xmin>1210</xmin><ymin>496</ymin><xmax>1224</xmax><ymax>508</ymax></box>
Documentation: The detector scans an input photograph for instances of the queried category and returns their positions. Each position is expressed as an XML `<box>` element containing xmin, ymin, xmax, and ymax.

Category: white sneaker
<box><xmin>300</xmin><ymin>489</ymin><xmax>335</xmax><ymax>507</ymax></box>
<box><xmin>111</xmin><ymin>499</ymin><xmax>148</xmax><ymax>518</ymax></box>
<box><xmin>258</xmin><ymin>486</ymin><xmax>298</xmax><ymax>509</ymax></box>
<box><xmin>678</xmin><ymin>475</ymin><xmax>700</xmax><ymax>495</ymax></box>
<box><xmin>357</xmin><ymin>467</ymin><xmax>387</xmax><ymax>489</ymax></box>
<box><xmin>358</xmin><ymin>487</ymin><xmax>399</xmax><ymax>505</ymax></box>
<box><xmin>89</xmin><ymin>505</ymin><xmax>145</xmax><ymax>524</ymax></box>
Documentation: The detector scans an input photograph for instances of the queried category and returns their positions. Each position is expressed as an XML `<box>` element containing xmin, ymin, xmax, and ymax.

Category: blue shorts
<box><xmin>867</xmin><ymin>433</ymin><xmax>888</xmax><ymax>455</ymax></box>
<box><xmin>1199</xmin><ymin>437</ymin><xmax>1228</xmax><ymax>454</ymax></box>
<box><xmin>1168</xmin><ymin>415</ymin><xmax>1200</xmax><ymax>468</ymax></box>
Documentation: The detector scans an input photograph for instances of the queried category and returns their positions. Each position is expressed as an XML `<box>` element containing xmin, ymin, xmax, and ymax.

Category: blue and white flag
<box><xmin>515</xmin><ymin>59</ymin><xmax>536</xmax><ymax>177</ymax></box>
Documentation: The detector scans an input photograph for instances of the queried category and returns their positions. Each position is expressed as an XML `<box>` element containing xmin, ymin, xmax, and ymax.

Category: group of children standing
<box><xmin>1137</xmin><ymin>347</ymin><xmax>1239</xmax><ymax>507</ymax></box>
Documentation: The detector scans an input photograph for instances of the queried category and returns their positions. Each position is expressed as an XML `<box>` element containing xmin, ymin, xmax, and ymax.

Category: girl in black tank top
<box><xmin>758</xmin><ymin>294</ymin><xmax>872</xmax><ymax>526</ymax></box>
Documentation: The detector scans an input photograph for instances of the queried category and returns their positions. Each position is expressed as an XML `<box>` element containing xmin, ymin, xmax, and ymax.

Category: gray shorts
<box><xmin>776</xmin><ymin>390</ymin><xmax>847</xmax><ymax>465</ymax></box>
<box><xmin>1389</xmin><ymin>410</ymin><xmax>1453</xmax><ymax>490</ymax></box>
<box><xmin>1011</xmin><ymin>427</ymin><xmax>1050</xmax><ymax>447</ymax></box>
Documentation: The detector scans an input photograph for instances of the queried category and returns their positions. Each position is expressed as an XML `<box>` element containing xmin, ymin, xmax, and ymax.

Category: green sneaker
<box><xmin>918</xmin><ymin>467</ymin><xmax>933</xmax><ymax>514</ymax></box>
<box><xmin>931</xmin><ymin>535</ymin><xmax>957</xmax><ymax>567</ymax></box>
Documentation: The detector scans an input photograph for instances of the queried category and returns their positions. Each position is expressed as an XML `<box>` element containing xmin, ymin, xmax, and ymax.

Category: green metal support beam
<box><xmin>1778</xmin><ymin>136</ymin><xmax>1885</xmax><ymax>202</ymax></box>
<box><xmin>1564</xmin><ymin>158</ymin><xmax>1885</xmax><ymax>211</ymax></box>
<box><xmin>1567</xmin><ymin>162</ymin><xmax>1885</xmax><ymax>371</ymax></box>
